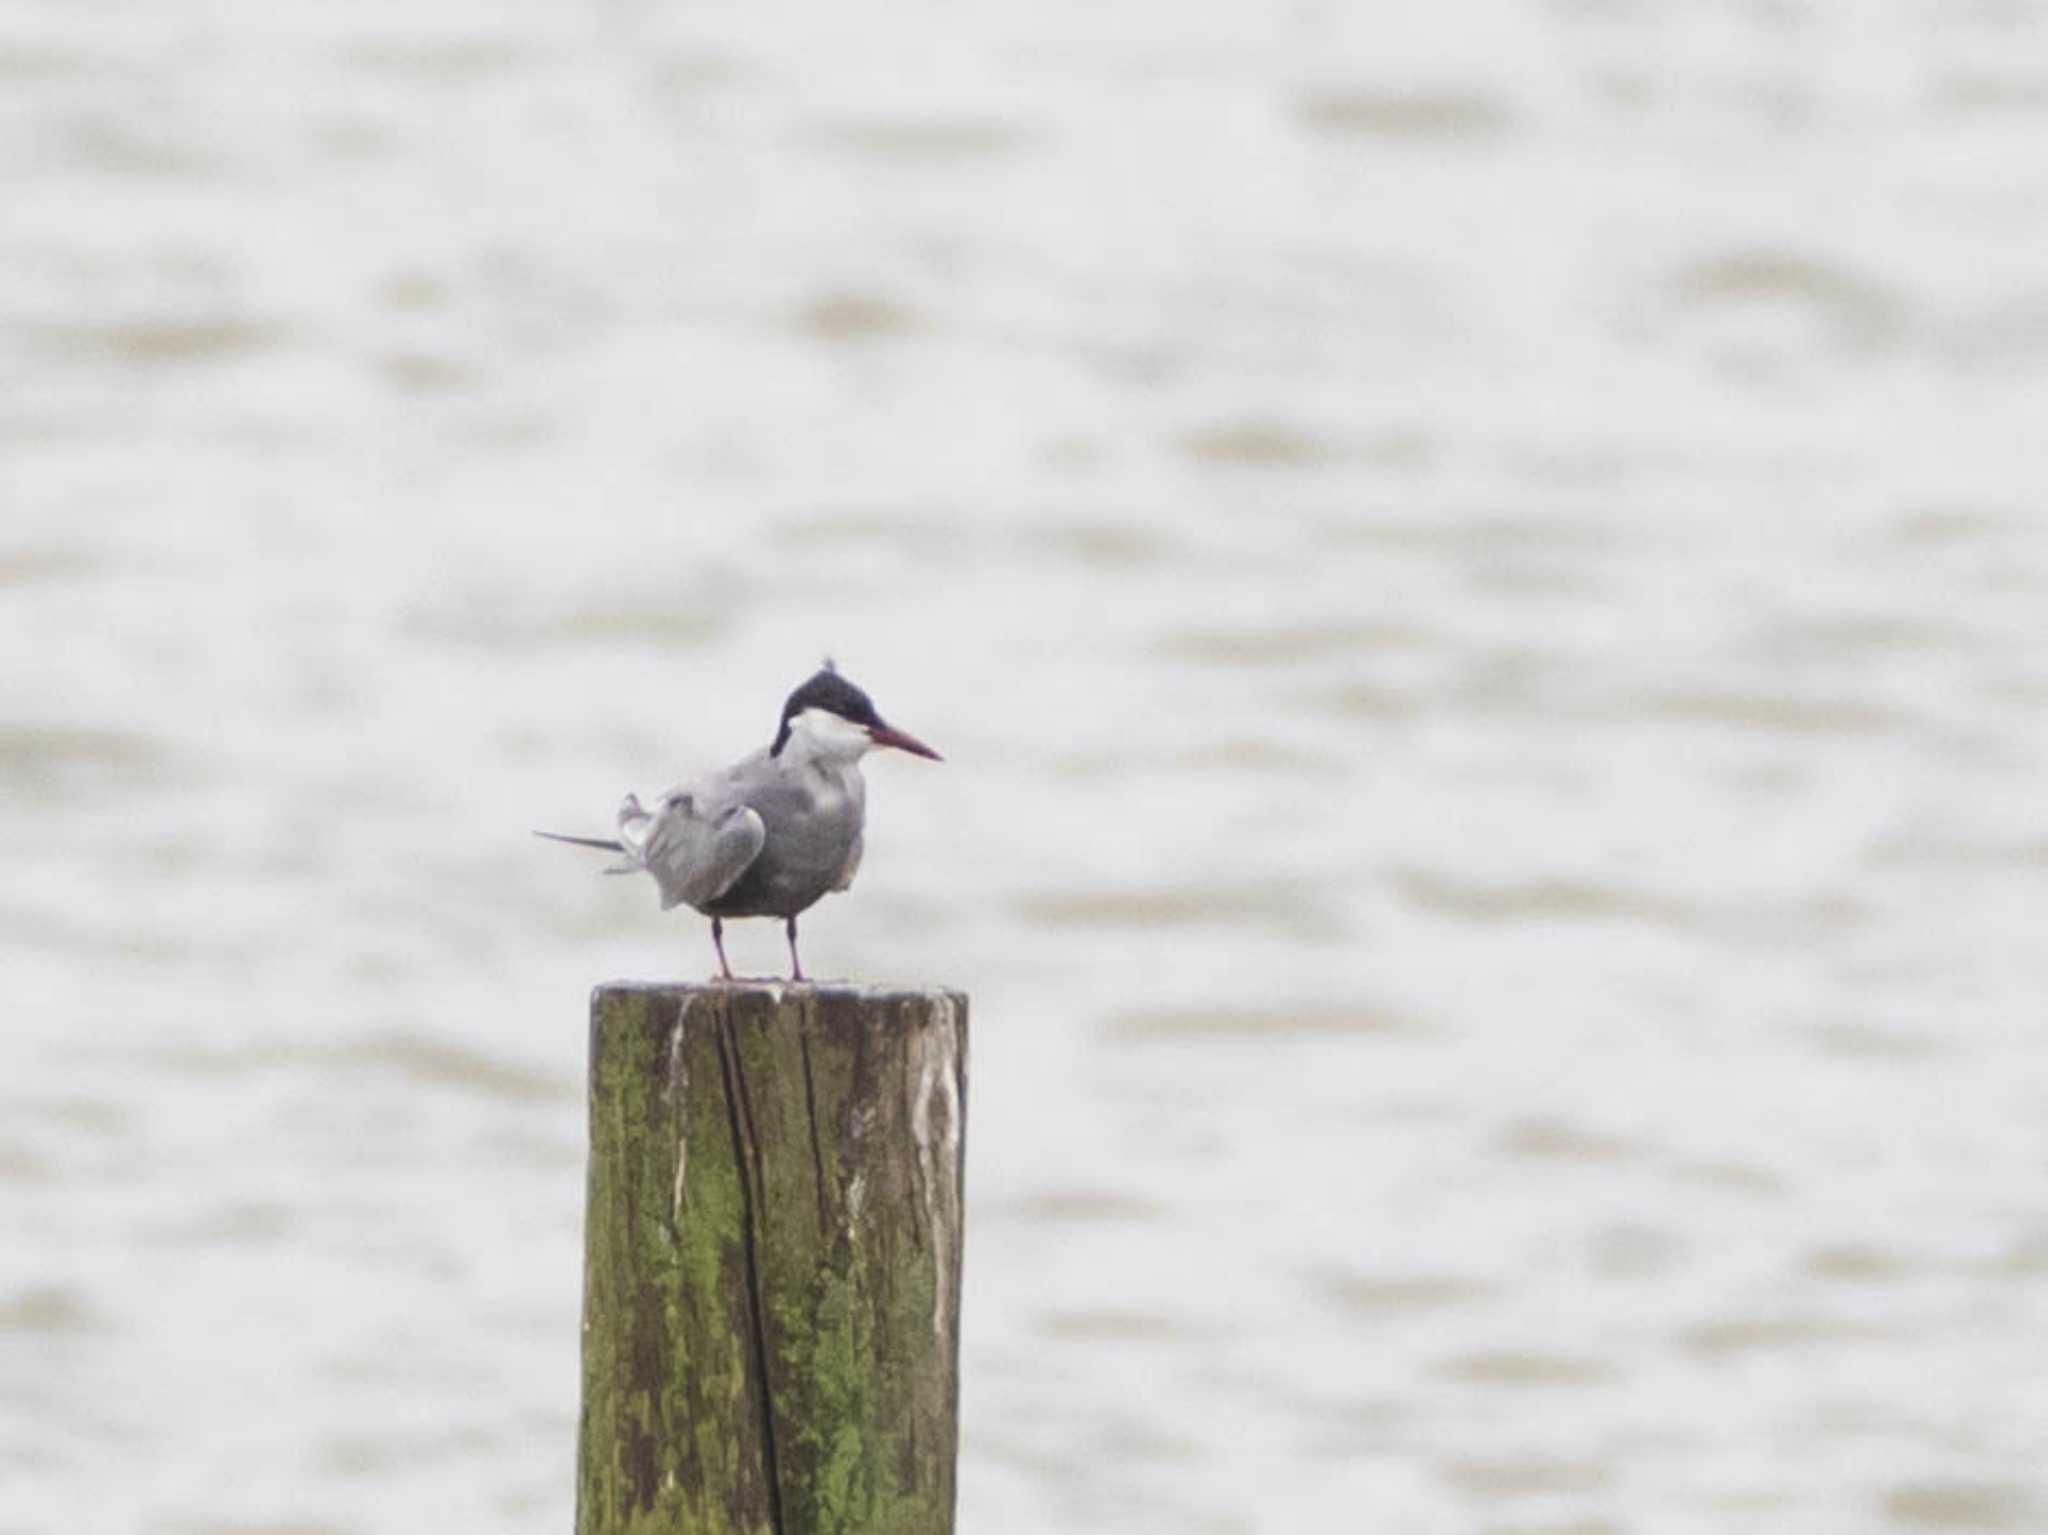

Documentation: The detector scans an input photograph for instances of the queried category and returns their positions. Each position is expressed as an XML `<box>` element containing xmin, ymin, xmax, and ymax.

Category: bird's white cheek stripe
<box><xmin>791</xmin><ymin>708</ymin><xmax>873</xmax><ymax>758</ymax></box>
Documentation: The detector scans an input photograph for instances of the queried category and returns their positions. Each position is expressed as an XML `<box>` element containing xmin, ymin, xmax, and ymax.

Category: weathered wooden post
<box><xmin>576</xmin><ymin>982</ymin><xmax>968</xmax><ymax>1535</ymax></box>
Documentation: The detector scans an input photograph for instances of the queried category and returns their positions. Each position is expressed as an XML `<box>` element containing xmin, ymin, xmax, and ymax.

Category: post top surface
<box><xmin>593</xmin><ymin>979</ymin><xmax>967</xmax><ymax>1006</ymax></box>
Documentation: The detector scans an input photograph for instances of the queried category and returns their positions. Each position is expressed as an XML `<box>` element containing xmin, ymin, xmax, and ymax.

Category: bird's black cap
<box><xmin>771</xmin><ymin>660</ymin><xmax>882</xmax><ymax>755</ymax></box>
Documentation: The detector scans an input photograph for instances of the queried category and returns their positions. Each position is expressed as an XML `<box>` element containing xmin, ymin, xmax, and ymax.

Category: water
<box><xmin>6</xmin><ymin>2</ymin><xmax>2048</xmax><ymax>1530</ymax></box>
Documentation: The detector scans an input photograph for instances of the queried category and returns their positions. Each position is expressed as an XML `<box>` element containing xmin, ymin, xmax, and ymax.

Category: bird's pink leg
<box><xmin>711</xmin><ymin>917</ymin><xmax>735</xmax><ymax>981</ymax></box>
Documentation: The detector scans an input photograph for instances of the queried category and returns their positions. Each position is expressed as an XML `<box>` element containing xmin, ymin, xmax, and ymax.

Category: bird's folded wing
<box><xmin>638</xmin><ymin>798</ymin><xmax>766</xmax><ymax>911</ymax></box>
<box><xmin>832</xmin><ymin>826</ymin><xmax>863</xmax><ymax>891</ymax></box>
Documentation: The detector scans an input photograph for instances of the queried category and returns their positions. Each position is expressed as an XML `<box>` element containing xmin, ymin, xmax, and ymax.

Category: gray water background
<box><xmin>5</xmin><ymin>2</ymin><xmax>2048</xmax><ymax>1531</ymax></box>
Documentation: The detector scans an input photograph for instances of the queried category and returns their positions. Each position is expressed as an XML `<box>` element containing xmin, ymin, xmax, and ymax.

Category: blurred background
<box><xmin>6</xmin><ymin>1</ymin><xmax>2048</xmax><ymax>1531</ymax></box>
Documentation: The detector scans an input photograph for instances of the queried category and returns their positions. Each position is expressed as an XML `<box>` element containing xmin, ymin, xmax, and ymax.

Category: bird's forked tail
<box><xmin>533</xmin><ymin>793</ymin><xmax>652</xmax><ymax>875</ymax></box>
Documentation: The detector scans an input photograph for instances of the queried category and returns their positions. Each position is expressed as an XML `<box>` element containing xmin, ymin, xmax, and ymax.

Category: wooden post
<box><xmin>576</xmin><ymin>982</ymin><xmax>968</xmax><ymax>1535</ymax></box>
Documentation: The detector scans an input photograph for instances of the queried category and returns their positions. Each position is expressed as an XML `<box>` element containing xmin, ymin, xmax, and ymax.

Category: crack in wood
<box><xmin>715</xmin><ymin>1014</ymin><xmax>789</xmax><ymax>1535</ymax></box>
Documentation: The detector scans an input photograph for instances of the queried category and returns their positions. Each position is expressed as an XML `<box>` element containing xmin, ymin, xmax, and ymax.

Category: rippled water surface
<box><xmin>7</xmin><ymin>2</ymin><xmax>2048</xmax><ymax>1531</ymax></box>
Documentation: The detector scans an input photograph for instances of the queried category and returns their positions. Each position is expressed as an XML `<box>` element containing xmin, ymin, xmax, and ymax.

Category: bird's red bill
<box><xmin>869</xmin><ymin>723</ymin><xmax>943</xmax><ymax>760</ymax></box>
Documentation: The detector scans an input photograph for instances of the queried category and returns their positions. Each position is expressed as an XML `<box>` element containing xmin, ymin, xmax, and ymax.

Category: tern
<box><xmin>536</xmin><ymin>662</ymin><xmax>941</xmax><ymax>981</ymax></box>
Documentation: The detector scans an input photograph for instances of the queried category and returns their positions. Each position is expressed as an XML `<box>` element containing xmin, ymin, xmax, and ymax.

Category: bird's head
<box><xmin>771</xmin><ymin>660</ymin><xmax>943</xmax><ymax>763</ymax></box>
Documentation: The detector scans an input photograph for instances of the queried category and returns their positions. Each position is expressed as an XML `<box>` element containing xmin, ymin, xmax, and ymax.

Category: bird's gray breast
<box><xmin>702</xmin><ymin>758</ymin><xmax>865</xmax><ymax>918</ymax></box>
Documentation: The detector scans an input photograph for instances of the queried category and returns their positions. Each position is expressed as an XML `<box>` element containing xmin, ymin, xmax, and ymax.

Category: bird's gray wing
<box><xmin>832</xmin><ymin>825</ymin><xmax>863</xmax><ymax>891</ymax></box>
<box><xmin>626</xmin><ymin>789</ymin><xmax>765</xmax><ymax>912</ymax></box>
<box><xmin>828</xmin><ymin>768</ymin><xmax>866</xmax><ymax>891</ymax></box>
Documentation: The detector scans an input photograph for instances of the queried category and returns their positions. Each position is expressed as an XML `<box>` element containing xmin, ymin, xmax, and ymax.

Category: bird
<box><xmin>535</xmin><ymin>661</ymin><xmax>941</xmax><ymax>981</ymax></box>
